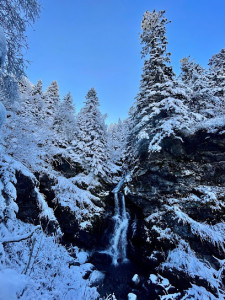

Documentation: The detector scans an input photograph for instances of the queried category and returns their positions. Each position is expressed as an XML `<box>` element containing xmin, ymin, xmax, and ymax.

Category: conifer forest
<box><xmin>0</xmin><ymin>1</ymin><xmax>225</xmax><ymax>300</ymax></box>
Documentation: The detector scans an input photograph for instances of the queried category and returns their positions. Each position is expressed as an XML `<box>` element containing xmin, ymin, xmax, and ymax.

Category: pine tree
<box><xmin>54</xmin><ymin>92</ymin><xmax>76</xmax><ymax>144</ymax></box>
<box><xmin>76</xmin><ymin>88</ymin><xmax>110</xmax><ymax>179</ymax></box>
<box><xmin>207</xmin><ymin>49</ymin><xmax>225</xmax><ymax>116</ymax></box>
<box><xmin>18</xmin><ymin>79</ymin><xmax>45</xmax><ymax>130</ymax></box>
<box><xmin>108</xmin><ymin>118</ymin><xmax>128</xmax><ymax>165</ymax></box>
<box><xmin>43</xmin><ymin>80</ymin><xmax>60</xmax><ymax>122</ymax></box>
<box><xmin>180</xmin><ymin>56</ymin><xmax>223</xmax><ymax>117</ymax></box>
<box><xmin>128</xmin><ymin>10</ymin><xmax>192</xmax><ymax>158</ymax></box>
<box><xmin>31</xmin><ymin>80</ymin><xmax>45</xmax><ymax>121</ymax></box>
<box><xmin>209</xmin><ymin>48</ymin><xmax>225</xmax><ymax>97</ymax></box>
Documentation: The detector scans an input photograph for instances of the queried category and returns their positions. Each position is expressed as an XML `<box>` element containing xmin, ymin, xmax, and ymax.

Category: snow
<box><xmin>128</xmin><ymin>293</ymin><xmax>137</xmax><ymax>300</ymax></box>
<box><xmin>170</xmin><ymin>204</ymin><xmax>225</xmax><ymax>251</ymax></box>
<box><xmin>149</xmin><ymin>273</ymin><xmax>177</xmax><ymax>298</ymax></box>
<box><xmin>161</xmin><ymin>293</ymin><xmax>181</xmax><ymax>300</ymax></box>
<box><xmin>35</xmin><ymin>188</ymin><xmax>57</xmax><ymax>221</ymax></box>
<box><xmin>0</xmin><ymin>219</ymin><xmax>100</xmax><ymax>300</ymax></box>
<box><xmin>89</xmin><ymin>270</ymin><xmax>105</xmax><ymax>285</ymax></box>
<box><xmin>149</xmin><ymin>274</ymin><xmax>158</xmax><ymax>284</ymax></box>
<box><xmin>0</xmin><ymin>26</ymin><xmax>6</xmax><ymax>68</ymax></box>
<box><xmin>0</xmin><ymin>150</ymin><xmax>102</xmax><ymax>299</ymax></box>
<box><xmin>161</xmin><ymin>241</ymin><xmax>223</xmax><ymax>293</ymax></box>
<box><xmin>0</xmin><ymin>225</ymin><xmax>40</xmax><ymax>244</ymax></box>
<box><xmin>53</xmin><ymin>175</ymin><xmax>103</xmax><ymax>227</ymax></box>
<box><xmin>0</xmin><ymin>268</ymin><xmax>28</xmax><ymax>300</ymax></box>
<box><xmin>0</xmin><ymin>102</ymin><xmax>6</xmax><ymax>128</ymax></box>
<box><xmin>181</xmin><ymin>284</ymin><xmax>219</xmax><ymax>300</ymax></box>
<box><xmin>193</xmin><ymin>115</ymin><xmax>225</xmax><ymax>133</ymax></box>
<box><xmin>132</xmin><ymin>274</ymin><xmax>140</xmax><ymax>285</ymax></box>
<box><xmin>76</xmin><ymin>251</ymin><xmax>89</xmax><ymax>264</ymax></box>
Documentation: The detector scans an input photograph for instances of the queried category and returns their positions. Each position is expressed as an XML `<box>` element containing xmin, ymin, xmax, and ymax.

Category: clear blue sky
<box><xmin>26</xmin><ymin>0</ymin><xmax>225</xmax><ymax>124</ymax></box>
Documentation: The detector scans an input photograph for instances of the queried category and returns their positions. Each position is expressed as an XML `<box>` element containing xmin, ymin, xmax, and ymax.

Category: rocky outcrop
<box><xmin>14</xmin><ymin>170</ymin><xmax>58</xmax><ymax>233</ymax></box>
<box><xmin>52</xmin><ymin>154</ymin><xmax>84</xmax><ymax>178</ymax></box>
<box><xmin>125</xmin><ymin>128</ymin><xmax>225</xmax><ymax>297</ymax></box>
<box><xmin>15</xmin><ymin>170</ymin><xmax>41</xmax><ymax>224</ymax></box>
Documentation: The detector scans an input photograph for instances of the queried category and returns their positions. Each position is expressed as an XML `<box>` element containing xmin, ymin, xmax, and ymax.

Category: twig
<box><xmin>1</xmin><ymin>225</ymin><xmax>41</xmax><ymax>244</ymax></box>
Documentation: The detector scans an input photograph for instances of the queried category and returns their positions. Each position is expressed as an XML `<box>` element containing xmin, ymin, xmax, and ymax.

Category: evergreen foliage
<box><xmin>54</xmin><ymin>92</ymin><xmax>76</xmax><ymax>144</ymax></box>
<box><xmin>0</xmin><ymin>0</ymin><xmax>40</xmax><ymax>77</ymax></box>
<box><xmin>76</xmin><ymin>88</ymin><xmax>111</xmax><ymax>179</ymax></box>
<box><xmin>209</xmin><ymin>48</ymin><xmax>225</xmax><ymax>95</ymax></box>
<box><xmin>43</xmin><ymin>80</ymin><xmax>60</xmax><ymax>126</ymax></box>
<box><xmin>180</xmin><ymin>56</ymin><xmax>224</xmax><ymax>117</ymax></box>
<box><xmin>108</xmin><ymin>119</ymin><xmax>128</xmax><ymax>165</ymax></box>
<box><xmin>128</xmin><ymin>10</ymin><xmax>194</xmax><ymax>158</ymax></box>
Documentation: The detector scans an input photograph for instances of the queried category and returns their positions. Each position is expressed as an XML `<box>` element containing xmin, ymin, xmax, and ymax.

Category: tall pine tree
<box><xmin>128</xmin><ymin>10</ymin><xmax>192</xmax><ymax>160</ymax></box>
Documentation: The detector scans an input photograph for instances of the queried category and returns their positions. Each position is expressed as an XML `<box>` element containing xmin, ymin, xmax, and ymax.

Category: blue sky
<box><xmin>26</xmin><ymin>0</ymin><xmax>225</xmax><ymax>124</ymax></box>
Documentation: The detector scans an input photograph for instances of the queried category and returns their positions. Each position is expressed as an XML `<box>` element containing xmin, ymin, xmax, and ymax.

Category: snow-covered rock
<box><xmin>89</xmin><ymin>270</ymin><xmax>105</xmax><ymax>285</ymax></box>
<box><xmin>149</xmin><ymin>274</ymin><xmax>159</xmax><ymax>284</ymax></box>
<box><xmin>132</xmin><ymin>274</ymin><xmax>140</xmax><ymax>285</ymax></box>
<box><xmin>77</xmin><ymin>251</ymin><xmax>89</xmax><ymax>264</ymax></box>
<box><xmin>128</xmin><ymin>292</ymin><xmax>137</xmax><ymax>300</ymax></box>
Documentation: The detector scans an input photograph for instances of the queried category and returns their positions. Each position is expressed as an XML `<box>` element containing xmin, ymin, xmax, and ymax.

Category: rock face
<box><xmin>125</xmin><ymin>128</ymin><xmax>225</xmax><ymax>297</ymax></box>
<box><xmin>15</xmin><ymin>170</ymin><xmax>41</xmax><ymax>224</ymax></box>
<box><xmin>15</xmin><ymin>170</ymin><xmax>58</xmax><ymax>233</ymax></box>
<box><xmin>52</xmin><ymin>154</ymin><xmax>84</xmax><ymax>178</ymax></box>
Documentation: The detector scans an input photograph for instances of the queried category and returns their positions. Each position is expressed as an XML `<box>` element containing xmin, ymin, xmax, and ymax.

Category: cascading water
<box><xmin>106</xmin><ymin>176</ymin><xmax>129</xmax><ymax>265</ymax></box>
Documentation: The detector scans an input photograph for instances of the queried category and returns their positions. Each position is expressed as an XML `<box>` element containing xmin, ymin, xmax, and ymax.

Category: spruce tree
<box><xmin>180</xmin><ymin>57</ymin><xmax>212</xmax><ymax>115</ymax></box>
<box><xmin>180</xmin><ymin>56</ymin><xmax>224</xmax><ymax>117</ymax></box>
<box><xmin>209</xmin><ymin>48</ymin><xmax>225</xmax><ymax>97</ymax></box>
<box><xmin>108</xmin><ymin>118</ymin><xmax>128</xmax><ymax>165</ymax></box>
<box><xmin>207</xmin><ymin>49</ymin><xmax>225</xmax><ymax>115</ymax></box>
<box><xmin>128</xmin><ymin>10</ymin><xmax>191</xmax><ymax>158</ymax></box>
<box><xmin>43</xmin><ymin>80</ymin><xmax>60</xmax><ymax>123</ymax></box>
<box><xmin>19</xmin><ymin>79</ymin><xmax>44</xmax><ymax>121</ymax></box>
<box><xmin>54</xmin><ymin>92</ymin><xmax>76</xmax><ymax>145</ymax></box>
<box><xmin>76</xmin><ymin>88</ymin><xmax>110</xmax><ymax>179</ymax></box>
<box><xmin>30</xmin><ymin>80</ymin><xmax>45</xmax><ymax>120</ymax></box>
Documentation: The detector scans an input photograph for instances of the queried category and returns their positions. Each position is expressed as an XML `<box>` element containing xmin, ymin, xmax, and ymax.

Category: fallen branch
<box><xmin>1</xmin><ymin>225</ymin><xmax>41</xmax><ymax>244</ymax></box>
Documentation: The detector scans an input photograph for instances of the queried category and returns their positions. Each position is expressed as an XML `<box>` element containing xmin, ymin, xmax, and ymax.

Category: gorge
<box><xmin>0</xmin><ymin>4</ymin><xmax>225</xmax><ymax>300</ymax></box>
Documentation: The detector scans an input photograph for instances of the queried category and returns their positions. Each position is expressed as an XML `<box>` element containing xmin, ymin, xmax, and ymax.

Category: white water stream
<box><xmin>106</xmin><ymin>177</ymin><xmax>129</xmax><ymax>265</ymax></box>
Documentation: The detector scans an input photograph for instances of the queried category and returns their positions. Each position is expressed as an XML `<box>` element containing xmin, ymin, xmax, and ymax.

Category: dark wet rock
<box><xmin>15</xmin><ymin>170</ymin><xmax>40</xmax><ymax>225</ymax></box>
<box><xmin>90</xmin><ymin>252</ymin><xmax>112</xmax><ymax>268</ymax></box>
<box><xmin>14</xmin><ymin>171</ymin><xmax>58</xmax><ymax>234</ymax></box>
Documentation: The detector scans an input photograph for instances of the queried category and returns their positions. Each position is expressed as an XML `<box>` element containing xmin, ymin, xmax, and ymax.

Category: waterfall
<box><xmin>108</xmin><ymin>177</ymin><xmax>129</xmax><ymax>266</ymax></box>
